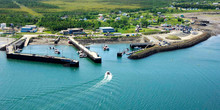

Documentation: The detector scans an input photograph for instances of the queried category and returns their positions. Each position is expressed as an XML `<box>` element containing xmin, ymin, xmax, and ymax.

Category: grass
<box><xmin>118</xmin><ymin>28</ymin><xmax>160</xmax><ymax>33</ymax></box>
<box><xmin>13</xmin><ymin>1</ymin><xmax>42</xmax><ymax>16</ymax></box>
<box><xmin>166</xmin><ymin>35</ymin><xmax>181</xmax><ymax>40</ymax></box>
<box><xmin>40</xmin><ymin>0</ymin><xmax>139</xmax><ymax>12</ymax></box>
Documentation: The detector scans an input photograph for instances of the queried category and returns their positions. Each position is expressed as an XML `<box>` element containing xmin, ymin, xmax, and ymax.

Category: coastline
<box><xmin>128</xmin><ymin>32</ymin><xmax>212</xmax><ymax>59</ymax></box>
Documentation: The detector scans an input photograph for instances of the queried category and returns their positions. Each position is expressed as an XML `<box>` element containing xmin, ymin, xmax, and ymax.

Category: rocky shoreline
<box><xmin>128</xmin><ymin>32</ymin><xmax>212</xmax><ymax>59</ymax></box>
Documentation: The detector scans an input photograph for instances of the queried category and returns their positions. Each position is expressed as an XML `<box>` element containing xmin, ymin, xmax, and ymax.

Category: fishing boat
<box><xmin>103</xmin><ymin>45</ymin><xmax>109</xmax><ymax>51</ymax></box>
<box><xmin>85</xmin><ymin>46</ymin><xmax>90</xmax><ymax>49</ymax></box>
<box><xmin>54</xmin><ymin>49</ymin><xmax>60</xmax><ymax>54</ymax></box>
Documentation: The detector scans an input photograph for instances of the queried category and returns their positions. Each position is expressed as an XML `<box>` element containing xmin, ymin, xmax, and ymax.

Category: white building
<box><xmin>0</xmin><ymin>23</ymin><xmax>6</xmax><ymax>29</ymax></box>
<box><xmin>25</xmin><ymin>25</ymin><xmax>37</xmax><ymax>29</ymax></box>
<box><xmin>213</xmin><ymin>3</ymin><xmax>219</xmax><ymax>5</ymax></box>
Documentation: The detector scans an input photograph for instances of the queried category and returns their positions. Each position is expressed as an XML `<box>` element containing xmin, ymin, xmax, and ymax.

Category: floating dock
<box><xmin>68</xmin><ymin>37</ymin><xmax>102</xmax><ymax>63</ymax></box>
<box><xmin>6</xmin><ymin>36</ymin><xmax>79</xmax><ymax>67</ymax></box>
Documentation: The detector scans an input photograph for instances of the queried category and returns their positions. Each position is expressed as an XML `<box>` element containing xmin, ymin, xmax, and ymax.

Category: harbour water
<box><xmin>0</xmin><ymin>35</ymin><xmax>220</xmax><ymax>109</ymax></box>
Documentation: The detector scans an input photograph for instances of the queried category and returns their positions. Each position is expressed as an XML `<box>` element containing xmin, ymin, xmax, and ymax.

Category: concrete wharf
<box><xmin>68</xmin><ymin>37</ymin><xmax>102</xmax><ymax>63</ymax></box>
<box><xmin>6</xmin><ymin>35</ymin><xmax>79</xmax><ymax>67</ymax></box>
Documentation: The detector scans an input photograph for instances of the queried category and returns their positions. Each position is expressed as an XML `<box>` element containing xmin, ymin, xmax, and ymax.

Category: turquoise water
<box><xmin>0</xmin><ymin>35</ymin><xmax>220</xmax><ymax>110</ymax></box>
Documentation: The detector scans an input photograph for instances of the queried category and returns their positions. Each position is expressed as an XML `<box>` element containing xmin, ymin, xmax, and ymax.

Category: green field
<box><xmin>0</xmin><ymin>0</ymin><xmax>174</xmax><ymax>15</ymax></box>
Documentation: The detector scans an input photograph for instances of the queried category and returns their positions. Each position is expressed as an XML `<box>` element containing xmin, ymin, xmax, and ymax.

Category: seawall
<box><xmin>7</xmin><ymin>53</ymin><xmax>79</xmax><ymax>67</ymax></box>
<box><xmin>128</xmin><ymin>32</ymin><xmax>212</xmax><ymax>59</ymax></box>
<box><xmin>75</xmin><ymin>37</ymin><xmax>140</xmax><ymax>45</ymax></box>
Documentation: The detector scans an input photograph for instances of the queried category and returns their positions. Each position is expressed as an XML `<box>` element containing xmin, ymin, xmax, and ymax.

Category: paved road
<box><xmin>142</xmin><ymin>35</ymin><xmax>160</xmax><ymax>44</ymax></box>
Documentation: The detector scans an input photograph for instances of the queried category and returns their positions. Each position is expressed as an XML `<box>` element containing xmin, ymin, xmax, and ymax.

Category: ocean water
<box><xmin>0</xmin><ymin>35</ymin><xmax>220</xmax><ymax>110</ymax></box>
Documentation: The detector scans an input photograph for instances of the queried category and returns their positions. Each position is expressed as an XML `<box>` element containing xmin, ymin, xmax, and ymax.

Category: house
<box><xmin>61</xmin><ymin>15</ymin><xmax>68</xmax><ymax>20</ymax></box>
<box><xmin>99</xmin><ymin>27</ymin><xmax>115</xmax><ymax>33</ymax></box>
<box><xmin>122</xmin><ymin>13</ymin><xmax>127</xmax><ymax>16</ymax></box>
<box><xmin>115</xmin><ymin>17</ymin><xmax>120</xmax><ymax>21</ymax></box>
<box><xmin>157</xmin><ymin>12</ymin><xmax>162</xmax><ymax>15</ymax></box>
<box><xmin>0</xmin><ymin>23</ymin><xmax>6</xmax><ymax>29</ymax></box>
<box><xmin>98</xmin><ymin>16</ymin><xmax>104</xmax><ymax>21</ymax></box>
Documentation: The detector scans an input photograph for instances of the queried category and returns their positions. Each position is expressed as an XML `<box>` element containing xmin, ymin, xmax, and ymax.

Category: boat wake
<box><xmin>92</xmin><ymin>72</ymin><xmax>113</xmax><ymax>89</ymax></box>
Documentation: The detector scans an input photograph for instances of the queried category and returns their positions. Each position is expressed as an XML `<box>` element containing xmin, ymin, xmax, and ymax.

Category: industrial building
<box><xmin>21</xmin><ymin>25</ymin><xmax>37</xmax><ymax>33</ymax></box>
<box><xmin>99</xmin><ymin>27</ymin><xmax>115</xmax><ymax>33</ymax></box>
<box><xmin>60</xmin><ymin>28</ymin><xmax>85</xmax><ymax>35</ymax></box>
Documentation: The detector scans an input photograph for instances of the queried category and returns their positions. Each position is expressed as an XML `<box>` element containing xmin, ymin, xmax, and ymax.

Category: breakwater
<box><xmin>128</xmin><ymin>32</ymin><xmax>211</xmax><ymax>59</ymax></box>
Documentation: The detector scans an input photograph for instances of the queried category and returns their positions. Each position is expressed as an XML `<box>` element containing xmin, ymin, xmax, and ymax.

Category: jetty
<box><xmin>6</xmin><ymin>36</ymin><xmax>79</xmax><ymax>67</ymax></box>
<box><xmin>68</xmin><ymin>36</ymin><xmax>102</xmax><ymax>63</ymax></box>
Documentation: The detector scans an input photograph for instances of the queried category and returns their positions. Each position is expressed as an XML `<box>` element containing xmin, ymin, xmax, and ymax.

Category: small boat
<box><xmin>79</xmin><ymin>53</ymin><xmax>87</xmax><ymax>58</ymax></box>
<box><xmin>54</xmin><ymin>49</ymin><xmax>60</xmax><ymax>54</ymax></box>
<box><xmin>105</xmin><ymin>71</ymin><xmax>111</xmax><ymax>75</ymax></box>
<box><xmin>126</xmin><ymin>52</ymin><xmax>133</xmax><ymax>55</ymax></box>
<box><xmin>134</xmin><ymin>46</ymin><xmax>141</xmax><ymax>50</ymax></box>
<box><xmin>77</xmin><ymin>50</ymin><xmax>83</xmax><ymax>54</ymax></box>
<box><xmin>68</xmin><ymin>40</ymin><xmax>72</xmax><ymax>44</ymax></box>
<box><xmin>15</xmin><ymin>49</ymin><xmax>22</xmax><ymax>53</ymax></box>
<box><xmin>85</xmin><ymin>46</ymin><xmax>90</xmax><ymax>49</ymax></box>
<box><xmin>103</xmin><ymin>45</ymin><xmax>109</xmax><ymax>51</ymax></box>
<box><xmin>117</xmin><ymin>52</ymin><xmax>123</xmax><ymax>57</ymax></box>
